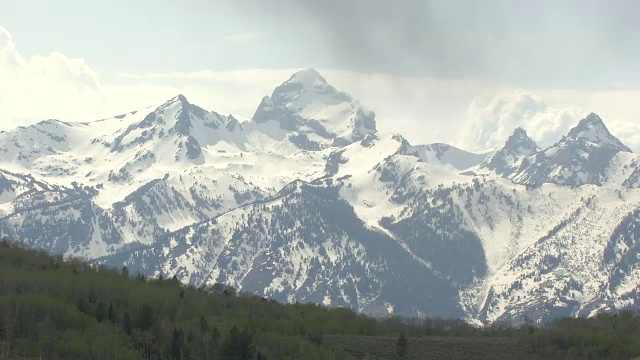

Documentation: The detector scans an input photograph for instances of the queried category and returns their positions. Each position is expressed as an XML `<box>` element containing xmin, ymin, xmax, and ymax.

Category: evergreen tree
<box><xmin>95</xmin><ymin>302</ymin><xmax>106</xmax><ymax>323</ymax></box>
<box><xmin>219</xmin><ymin>327</ymin><xmax>239</xmax><ymax>359</ymax></box>
<box><xmin>170</xmin><ymin>327</ymin><xmax>184</xmax><ymax>360</ymax></box>
<box><xmin>122</xmin><ymin>312</ymin><xmax>133</xmax><ymax>336</ymax></box>
<box><xmin>107</xmin><ymin>302</ymin><xmax>116</xmax><ymax>323</ymax></box>
<box><xmin>220</xmin><ymin>326</ymin><xmax>255</xmax><ymax>360</ymax></box>
<box><xmin>199</xmin><ymin>315</ymin><xmax>209</xmax><ymax>333</ymax></box>
<box><xmin>396</xmin><ymin>332</ymin><xmax>408</xmax><ymax>359</ymax></box>
<box><xmin>88</xmin><ymin>289</ymin><xmax>97</xmax><ymax>305</ymax></box>
<box><xmin>211</xmin><ymin>325</ymin><xmax>221</xmax><ymax>349</ymax></box>
<box><xmin>77</xmin><ymin>297</ymin><xmax>88</xmax><ymax>314</ymax></box>
<box><xmin>135</xmin><ymin>303</ymin><xmax>154</xmax><ymax>331</ymax></box>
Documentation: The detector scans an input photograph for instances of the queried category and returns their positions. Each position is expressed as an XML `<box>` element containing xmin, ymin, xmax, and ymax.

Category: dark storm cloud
<box><xmin>240</xmin><ymin>0</ymin><xmax>640</xmax><ymax>86</ymax></box>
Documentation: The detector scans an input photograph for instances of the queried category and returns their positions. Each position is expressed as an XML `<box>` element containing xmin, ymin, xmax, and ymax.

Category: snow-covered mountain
<box><xmin>2</xmin><ymin>68</ymin><xmax>640</xmax><ymax>324</ymax></box>
<box><xmin>253</xmin><ymin>69</ymin><xmax>376</xmax><ymax>149</ymax></box>
<box><xmin>480</xmin><ymin>127</ymin><xmax>539</xmax><ymax>176</ymax></box>
<box><xmin>509</xmin><ymin>113</ymin><xmax>634</xmax><ymax>187</ymax></box>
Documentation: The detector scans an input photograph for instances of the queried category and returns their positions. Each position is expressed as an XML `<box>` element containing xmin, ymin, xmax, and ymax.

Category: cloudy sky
<box><xmin>1</xmin><ymin>0</ymin><xmax>639</xmax><ymax>150</ymax></box>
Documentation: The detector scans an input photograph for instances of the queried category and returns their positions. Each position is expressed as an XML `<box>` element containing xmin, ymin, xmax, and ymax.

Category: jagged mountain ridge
<box><xmin>480</xmin><ymin>127</ymin><xmax>539</xmax><ymax>176</ymax></box>
<box><xmin>508</xmin><ymin>113</ymin><xmax>634</xmax><ymax>187</ymax></box>
<box><xmin>1</xmin><ymin>68</ymin><xmax>640</xmax><ymax>324</ymax></box>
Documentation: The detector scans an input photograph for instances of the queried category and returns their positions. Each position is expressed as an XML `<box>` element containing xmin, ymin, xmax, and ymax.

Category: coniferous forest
<box><xmin>1</xmin><ymin>241</ymin><xmax>639</xmax><ymax>360</ymax></box>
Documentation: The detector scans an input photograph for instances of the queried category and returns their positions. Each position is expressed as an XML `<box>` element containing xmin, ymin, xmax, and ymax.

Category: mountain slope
<box><xmin>1</xmin><ymin>69</ymin><xmax>640</xmax><ymax>324</ymax></box>
<box><xmin>415</xmin><ymin>143</ymin><xmax>496</xmax><ymax>170</ymax></box>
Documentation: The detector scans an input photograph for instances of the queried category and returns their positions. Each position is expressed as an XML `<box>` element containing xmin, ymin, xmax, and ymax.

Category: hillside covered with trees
<box><xmin>0</xmin><ymin>241</ymin><xmax>381</xmax><ymax>359</ymax></box>
<box><xmin>1</xmin><ymin>241</ymin><xmax>639</xmax><ymax>359</ymax></box>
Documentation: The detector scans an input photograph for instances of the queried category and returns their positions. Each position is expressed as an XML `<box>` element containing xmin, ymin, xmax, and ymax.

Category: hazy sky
<box><xmin>1</xmin><ymin>0</ymin><xmax>639</xmax><ymax>150</ymax></box>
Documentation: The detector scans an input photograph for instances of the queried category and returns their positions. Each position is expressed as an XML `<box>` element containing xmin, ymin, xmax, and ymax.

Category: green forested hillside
<box><xmin>1</xmin><ymin>241</ymin><xmax>639</xmax><ymax>360</ymax></box>
<box><xmin>0</xmin><ymin>241</ymin><xmax>380</xmax><ymax>359</ymax></box>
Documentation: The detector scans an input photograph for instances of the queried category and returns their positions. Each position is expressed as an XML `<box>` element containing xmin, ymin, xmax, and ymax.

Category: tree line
<box><xmin>1</xmin><ymin>240</ymin><xmax>639</xmax><ymax>359</ymax></box>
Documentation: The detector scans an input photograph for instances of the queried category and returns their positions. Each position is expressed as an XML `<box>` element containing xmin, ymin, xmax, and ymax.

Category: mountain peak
<box><xmin>566</xmin><ymin>113</ymin><xmax>631</xmax><ymax>152</ymax></box>
<box><xmin>152</xmin><ymin>94</ymin><xmax>191</xmax><ymax>114</ymax></box>
<box><xmin>569</xmin><ymin>113</ymin><xmax>607</xmax><ymax>136</ymax></box>
<box><xmin>162</xmin><ymin>94</ymin><xmax>189</xmax><ymax>106</ymax></box>
<box><xmin>513</xmin><ymin>127</ymin><xmax>527</xmax><ymax>137</ymax></box>
<box><xmin>508</xmin><ymin>113</ymin><xmax>632</xmax><ymax>187</ymax></box>
<box><xmin>251</xmin><ymin>68</ymin><xmax>373</xmax><ymax>148</ymax></box>
<box><xmin>268</xmin><ymin>68</ymin><xmax>347</xmax><ymax>104</ymax></box>
<box><xmin>505</xmin><ymin>127</ymin><xmax>537</xmax><ymax>150</ymax></box>
<box><xmin>572</xmin><ymin>112</ymin><xmax>605</xmax><ymax>133</ymax></box>
<box><xmin>481</xmin><ymin>127</ymin><xmax>539</xmax><ymax>176</ymax></box>
<box><xmin>109</xmin><ymin>93</ymin><xmax>227</xmax><ymax>159</ymax></box>
<box><xmin>585</xmin><ymin>112</ymin><xmax>603</xmax><ymax>123</ymax></box>
<box><xmin>287</xmin><ymin>68</ymin><xmax>327</xmax><ymax>86</ymax></box>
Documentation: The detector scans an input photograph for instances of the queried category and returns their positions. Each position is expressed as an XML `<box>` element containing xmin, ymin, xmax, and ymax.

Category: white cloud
<box><xmin>457</xmin><ymin>90</ymin><xmax>585</xmax><ymax>151</ymax></box>
<box><xmin>0</xmin><ymin>26</ymin><xmax>101</xmax><ymax>128</ymax></box>
<box><xmin>1</xmin><ymin>24</ymin><xmax>639</xmax><ymax>154</ymax></box>
<box><xmin>0</xmin><ymin>26</ymin><xmax>24</xmax><ymax>78</ymax></box>
<box><xmin>118</xmin><ymin>68</ymin><xmax>298</xmax><ymax>86</ymax></box>
<box><xmin>458</xmin><ymin>90</ymin><xmax>640</xmax><ymax>152</ymax></box>
<box><xmin>224</xmin><ymin>32</ymin><xmax>268</xmax><ymax>43</ymax></box>
<box><xmin>607</xmin><ymin>119</ymin><xmax>640</xmax><ymax>153</ymax></box>
<box><xmin>115</xmin><ymin>68</ymin><xmax>303</xmax><ymax>121</ymax></box>
<box><xmin>118</xmin><ymin>68</ymin><xmax>505</xmax><ymax>143</ymax></box>
<box><xmin>0</xmin><ymin>25</ymin><xmax>288</xmax><ymax>128</ymax></box>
